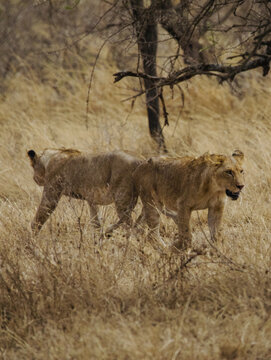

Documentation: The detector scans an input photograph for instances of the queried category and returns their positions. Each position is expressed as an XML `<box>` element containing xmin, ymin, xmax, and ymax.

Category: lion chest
<box><xmin>188</xmin><ymin>177</ymin><xmax>221</xmax><ymax>210</ymax></box>
<box><xmin>191</xmin><ymin>192</ymin><xmax>226</xmax><ymax>211</ymax></box>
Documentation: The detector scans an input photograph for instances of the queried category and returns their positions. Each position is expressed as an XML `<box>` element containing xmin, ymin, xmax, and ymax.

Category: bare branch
<box><xmin>159</xmin><ymin>88</ymin><xmax>169</xmax><ymax>127</ymax></box>
<box><xmin>113</xmin><ymin>54</ymin><xmax>271</xmax><ymax>93</ymax></box>
<box><xmin>113</xmin><ymin>70</ymin><xmax>162</xmax><ymax>83</ymax></box>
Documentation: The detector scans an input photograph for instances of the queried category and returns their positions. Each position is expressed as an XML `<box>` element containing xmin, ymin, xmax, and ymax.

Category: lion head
<box><xmin>27</xmin><ymin>150</ymin><xmax>46</xmax><ymax>186</ymax></box>
<box><xmin>214</xmin><ymin>150</ymin><xmax>245</xmax><ymax>200</ymax></box>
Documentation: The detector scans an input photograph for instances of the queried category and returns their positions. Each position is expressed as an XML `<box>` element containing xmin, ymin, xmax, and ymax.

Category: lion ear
<box><xmin>27</xmin><ymin>150</ymin><xmax>37</xmax><ymax>166</ymax></box>
<box><xmin>232</xmin><ymin>150</ymin><xmax>244</xmax><ymax>164</ymax></box>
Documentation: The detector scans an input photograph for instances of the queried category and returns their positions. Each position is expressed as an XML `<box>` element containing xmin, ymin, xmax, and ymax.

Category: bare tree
<box><xmin>114</xmin><ymin>0</ymin><xmax>271</xmax><ymax>152</ymax></box>
<box><xmin>1</xmin><ymin>1</ymin><xmax>270</xmax><ymax>151</ymax></box>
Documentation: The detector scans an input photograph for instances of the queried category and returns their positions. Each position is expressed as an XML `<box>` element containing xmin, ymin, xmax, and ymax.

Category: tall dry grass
<box><xmin>1</xmin><ymin>41</ymin><xmax>271</xmax><ymax>359</ymax></box>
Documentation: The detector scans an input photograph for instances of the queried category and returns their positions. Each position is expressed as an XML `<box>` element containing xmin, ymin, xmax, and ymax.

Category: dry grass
<box><xmin>1</xmin><ymin>44</ymin><xmax>271</xmax><ymax>359</ymax></box>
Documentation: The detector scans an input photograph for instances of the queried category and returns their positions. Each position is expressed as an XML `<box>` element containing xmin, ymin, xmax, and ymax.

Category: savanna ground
<box><xmin>1</xmin><ymin>20</ymin><xmax>271</xmax><ymax>360</ymax></box>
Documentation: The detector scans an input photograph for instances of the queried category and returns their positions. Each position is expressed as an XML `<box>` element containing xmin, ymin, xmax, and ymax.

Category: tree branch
<box><xmin>113</xmin><ymin>55</ymin><xmax>271</xmax><ymax>91</ymax></box>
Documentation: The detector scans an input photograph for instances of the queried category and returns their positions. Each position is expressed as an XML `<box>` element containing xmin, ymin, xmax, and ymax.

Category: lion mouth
<box><xmin>226</xmin><ymin>189</ymin><xmax>240</xmax><ymax>200</ymax></box>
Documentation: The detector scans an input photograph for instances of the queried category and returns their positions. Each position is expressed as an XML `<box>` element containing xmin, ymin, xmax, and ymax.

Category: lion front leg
<box><xmin>208</xmin><ymin>201</ymin><xmax>224</xmax><ymax>243</ymax></box>
<box><xmin>172</xmin><ymin>208</ymin><xmax>192</xmax><ymax>251</ymax></box>
<box><xmin>32</xmin><ymin>185</ymin><xmax>62</xmax><ymax>235</ymax></box>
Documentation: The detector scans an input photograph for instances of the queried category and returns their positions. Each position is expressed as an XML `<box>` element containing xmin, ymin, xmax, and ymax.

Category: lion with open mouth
<box><xmin>133</xmin><ymin>150</ymin><xmax>245</xmax><ymax>250</ymax></box>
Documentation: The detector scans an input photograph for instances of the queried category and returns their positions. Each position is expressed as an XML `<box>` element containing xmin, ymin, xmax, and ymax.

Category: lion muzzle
<box><xmin>226</xmin><ymin>189</ymin><xmax>241</xmax><ymax>200</ymax></box>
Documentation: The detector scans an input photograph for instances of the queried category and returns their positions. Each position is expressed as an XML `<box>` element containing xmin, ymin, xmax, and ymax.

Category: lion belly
<box><xmin>88</xmin><ymin>186</ymin><xmax>114</xmax><ymax>205</ymax></box>
<box><xmin>66</xmin><ymin>185</ymin><xmax>114</xmax><ymax>205</ymax></box>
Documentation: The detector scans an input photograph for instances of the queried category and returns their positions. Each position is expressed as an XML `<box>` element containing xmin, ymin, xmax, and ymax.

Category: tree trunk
<box><xmin>129</xmin><ymin>0</ymin><xmax>167</xmax><ymax>153</ymax></box>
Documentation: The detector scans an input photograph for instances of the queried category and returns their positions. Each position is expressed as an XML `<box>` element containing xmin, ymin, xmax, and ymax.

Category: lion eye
<box><xmin>225</xmin><ymin>170</ymin><xmax>234</xmax><ymax>176</ymax></box>
<box><xmin>240</xmin><ymin>170</ymin><xmax>244</xmax><ymax>174</ymax></box>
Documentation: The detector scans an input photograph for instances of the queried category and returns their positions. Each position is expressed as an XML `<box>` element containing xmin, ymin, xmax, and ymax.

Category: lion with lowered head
<box><xmin>27</xmin><ymin>148</ymin><xmax>141</xmax><ymax>235</ymax></box>
<box><xmin>133</xmin><ymin>150</ymin><xmax>245</xmax><ymax>250</ymax></box>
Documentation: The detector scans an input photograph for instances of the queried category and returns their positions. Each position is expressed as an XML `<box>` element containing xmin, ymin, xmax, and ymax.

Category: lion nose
<box><xmin>237</xmin><ymin>184</ymin><xmax>244</xmax><ymax>190</ymax></box>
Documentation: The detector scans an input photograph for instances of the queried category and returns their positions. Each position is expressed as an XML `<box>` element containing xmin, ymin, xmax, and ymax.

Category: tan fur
<box><xmin>133</xmin><ymin>150</ymin><xmax>245</xmax><ymax>250</ymax></box>
<box><xmin>27</xmin><ymin>148</ymin><xmax>141</xmax><ymax>235</ymax></box>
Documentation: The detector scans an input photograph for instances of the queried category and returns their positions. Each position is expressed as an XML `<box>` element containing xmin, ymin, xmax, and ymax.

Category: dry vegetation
<box><xmin>1</xmin><ymin>13</ymin><xmax>271</xmax><ymax>360</ymax></box>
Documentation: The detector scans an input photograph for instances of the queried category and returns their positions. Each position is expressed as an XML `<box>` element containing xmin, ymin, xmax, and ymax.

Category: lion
<box><xmin>133</xmin><ymin>150</ymin><xmax>245</xmax><ymax>250</ymax></box>
<box><xmin>27</xmin><ymin>148</ymin><xmax>141</xmax><ymax>235</ymax></box>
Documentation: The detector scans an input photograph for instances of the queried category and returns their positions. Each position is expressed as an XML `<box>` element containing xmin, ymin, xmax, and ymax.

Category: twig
<box><xmin>159</xmin><ymin>88</ymin><xmax>169</xmax><ymax>127</ymax></box>
<box><xmin>85</xmin><ymin>22</ymin><xmax>131</xmax><ymax>128</ymax></box>
<box><xmin>113</xmin><ymin>71</ymin><xmax>161</xmax><ymax>83</ymax></box>
<box><xmin>152</xmin><ymin>248</ymin><xmax>204</xmax><ymax>291</ymax></box>
<box><xmin>196</xmin><ymin>211</ymin><xmax>246</xmax><ymax>272</ymax></box>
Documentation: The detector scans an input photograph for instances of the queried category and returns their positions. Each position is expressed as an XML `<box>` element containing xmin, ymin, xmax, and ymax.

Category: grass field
<box><xmin>1</xmin><ymin>42</ymin><xmax>271</xmax><ymax>359</ymax></box>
